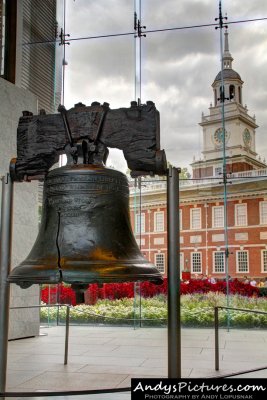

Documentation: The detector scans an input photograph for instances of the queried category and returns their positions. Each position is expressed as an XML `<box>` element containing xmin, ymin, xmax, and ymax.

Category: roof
<box><xmin>214</xmin><ymin>68</ymin><xmax>242</xmax><ymax>82</ymax></box>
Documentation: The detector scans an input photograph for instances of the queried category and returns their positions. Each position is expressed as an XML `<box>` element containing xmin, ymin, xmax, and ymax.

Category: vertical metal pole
<box><xmin>215</xmin><ymin>307</ymin><xmax>219</xmax><ymax>371</ymax></box>
<box><xmin>167</xmin><ymin>166</ymin><xmax>181</xmax><ymax>378</ymax></box>
<box><xmin>0</xmin><ymin>174</ymin><xmax>14</xmax><ymax>396</ymax></box>
<box><xmin>64</xmin><ymin>306</ymin><xmax>70</xmax><ymax>365</ymax></box>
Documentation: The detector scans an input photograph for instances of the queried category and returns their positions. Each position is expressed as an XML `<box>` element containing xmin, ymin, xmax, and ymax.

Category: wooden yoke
<box><xmin>10</xmin><ymin>100</ymin><xmax>167</xmax><ymax>181</ymax></box>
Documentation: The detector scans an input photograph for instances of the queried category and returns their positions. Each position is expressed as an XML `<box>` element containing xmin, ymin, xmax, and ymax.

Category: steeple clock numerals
<box><xmin>213</xmin><ymin>128</ymin><xmax>230</xmax><ymax>148</ymax></box>
<box><xmin>243</xmin><ymin>128</ymin><xmax>252</xmax><ymax>147</ymax></box>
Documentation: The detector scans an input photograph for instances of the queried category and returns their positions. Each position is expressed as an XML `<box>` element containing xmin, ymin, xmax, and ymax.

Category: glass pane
<box><xmin>4</xmin><ymin>2</ymin><xmax>267</xmax><ymax>390</ymax></box>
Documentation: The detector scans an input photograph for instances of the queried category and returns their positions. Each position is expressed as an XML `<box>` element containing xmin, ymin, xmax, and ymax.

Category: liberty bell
<box><xmin>8</xmin><ymin>102</ymin><xmax>167</xmax><ymax>291</ymax></box>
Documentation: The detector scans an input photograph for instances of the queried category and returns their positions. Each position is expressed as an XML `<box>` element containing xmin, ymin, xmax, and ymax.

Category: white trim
<box><xmin>212</xmin><ymin>205</ymin><xmax>224</xmax><ymax>228</ymax></box>
<box><xmin>154</xmin><ymin>211</ymin><xmax>164</xmax><ymax>232</ymax></box>
<box><xmin>179</xmin><ymin>225</ymin><xmax>267</xmax><ymax>233</ymax></box>
<box><xmin>259</xmin><ymin>201</ymin><xmax>267</xmax><ymax>225</ymax></box>
<box><xmin>191</xmin><ymin>251</ymin><xmax>202</xmax><ymax>273</ymax></box>
<box><xmin>135</xmin><ymin>212</ymin><xmax>145</xmax><ymax>234</ymax></box>
<box><xmin>236</xmin><ymin>250</ymin><xmax>249</xmax><ymax>273</ymax></box>
<box><xmin>261</xmin><ymin>249</ymin><xmax>267</xmax><ymax>273</ymax></box>
<box><xmin>154</xmin><ymin>253</ymin><xmax>165</xmax><ymax>274</ymax></box>
<box><xmin>190</xmin><ymin>207</ymin><xmax>201</xmax><ymax>230</ymax></box>
<box><xmin>212</xmin><ymin>251</ymin><xmax>225</xmax><ymax>273</ymax></box>
<box><xmin>180</xmin><ymin>252</ymin><xmax>184</xmax><ymax>278</ymax></box>
<box><xmin>214</xmin><ymin>166</ymin><xmax>223</xmax><ymax>176</ymax></box>
<box><xmin>235</xmin><ymin>203</ymin><xmax>247</xmax><ymax>226</ymax></box>
<box><xmin>179</xmin><ymin>209</ymin><xmax>182</xmax><ymax>231</ymax></box>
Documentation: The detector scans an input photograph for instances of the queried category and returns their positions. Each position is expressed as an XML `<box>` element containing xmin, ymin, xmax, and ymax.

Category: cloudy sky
<box><xmin>63</xmin><ymin>0</ymin><xmax>267</xmax><ymax>173</ymax></box>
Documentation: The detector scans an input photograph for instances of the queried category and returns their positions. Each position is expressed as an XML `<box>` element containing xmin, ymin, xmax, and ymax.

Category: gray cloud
<box><xmin>64</xmin><ymin>0</ymin><xmax>267</xmax><ymax>171</ymax></box>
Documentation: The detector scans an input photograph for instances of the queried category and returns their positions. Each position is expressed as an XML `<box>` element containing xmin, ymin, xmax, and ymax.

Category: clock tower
<box><xmin>192</xmin><ymin>29</ymin><xmax>266</xmax><ymax>179</ymax></box>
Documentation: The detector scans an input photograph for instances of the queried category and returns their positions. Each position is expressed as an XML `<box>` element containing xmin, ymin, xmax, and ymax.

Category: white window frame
<box><xmin>190</xmin><ymin>208</ymin><xmax>201</xmax><ymax>230</ymax></box>
<box><xmin>155</xmin><ymin>253</ymin><xmax>165</xmax><ymax>274</ymax></box>
<box><xmin>214</xmin><ymin>166</ymin><xmax>222</xmax><ymax>176</ymax></box>
<box><xmin>235</xmin><ymin>203</ymin><xmax>247</xmax><ymax>227</ymax></box>
<box><xmin>261</xmin><ymin>250</ymin><xmax>267</xmax><ymax>273</ymax></box>
<box><xmin>213</xmin><ymin>251</ymin><xmax>225</xmax><ymax>273</ymax></box>
<box><xmin>180</xmin><ymin>252</ymin><xmax>184</xmax><ymax>275</ymax></box>
<box><xmin>179</xmin><ymin>209</ymin><xmax>182</xmax><ymax>231</ymax></box>
<box><xmin>259</xmin><ymin>201</ymin><xmax>267</xmax><ymax>225</ymax></box>
<box><xmin>135</xmin><ymin>212</ymin><xmax>145</xmax><ymax>234</ymax></box>
<box><xmin>236</xmin><ymin>250</ymin><xmax>249</xmax><ymax>273</ymax></box>
<box><xmin>212</xmin><ymin>206</ymin><xmax>224</xmax><ymax>228</ymax></box>
<box><xmin>154</xmin><ymin>211</ymin><xmax>164</xmax><ymax>232</ymax></box>
<box><xmin>191</xmin><ymin>252</ymin><xmax>202</xmax><ymax>273</ymax></box>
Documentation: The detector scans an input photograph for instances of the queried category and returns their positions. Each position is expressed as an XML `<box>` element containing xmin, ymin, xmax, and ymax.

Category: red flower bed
<box><xmin>41</xmin><ymin>278</ymin><xmax>260</xmax><ymax>306</ymax></box>
<box><xmin>41</xmin><ymin>284</ymin><xmax>77</xmax><ymax>306</ymax></box>
<box><xmin>180</xmin><ymin>278</ymin><xmax>259</xmax><ymax>297</ymax></box>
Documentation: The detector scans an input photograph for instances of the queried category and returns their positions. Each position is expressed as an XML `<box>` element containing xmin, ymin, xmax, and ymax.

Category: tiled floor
<box><xmin>4</xmin><ymin>325</ymin><xmax>267</xmax><ymax>399</ymax></box>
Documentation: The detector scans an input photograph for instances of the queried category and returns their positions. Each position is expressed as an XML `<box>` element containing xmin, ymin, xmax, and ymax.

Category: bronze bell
<box><xmin>8</xmin><ymin>164</ymin><xmax>163</xmax><ymax>289</ymax></box>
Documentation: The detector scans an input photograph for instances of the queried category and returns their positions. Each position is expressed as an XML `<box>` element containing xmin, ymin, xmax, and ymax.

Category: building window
<box><xmin>155</xmin><ymin>253</ymin><xmax>165</xmax><ymax>274</ymax></box>
<box><xmin>154</xmin><ymin>211</ymin><xmax>164</xmax><ymax>232</ymax></box>
<box><xmin>180</xmin><ymin>252</ymin><xmax>184</xmax><ymax>272</ymax></box>
<box><xmin>179</xmin><ymin>209</ymin><xmax>182</xmax><ymax>230</ymax></box>
<box><xmin>261</xmin><ymin>250</ymin><xmax>267</xmax><ymax>273</ymax></box>
<box><xmin>259</xmin><ymin>201</ymin><xmax>267</xmax><ymax>224</ymax></box>
<box><xmin>236</xmin><ymin>251</ymin><xmax>249</xmax><ymax>273</ymax></box>
<box><xmin>191</xmin><ymin>252</ymin><xmax>202</xmax><ymax>273</ymax></box>
<box><xmin>214</xmin><ymin>166</ymin><xmax>222</xmax><ymax>176</ymax></box>
<box><xmin>235</xmin><ymin>204</ymin><xmax>247</xmax><ymax>226</ymax></box>
<box><xmin>212</xmin><ymin>206</ymin><xmax>224</xmax><ymax>228</ymax></box>
<box><xmin>190</xmin><ymin>208</ymin><xmax>201</xmax><ymax>230</ymax></box>
<box><xmin>135</xmin><ymin>213</ymin><xmax>145</xmax><ymax>234</ymax></box>
<box><xmin>229</xmin><ymin>84</ymin><xmax>235</xmax><ymax>100</ymax></box>
<box><xmin>213</xmin><ymin>251</ymin><xmax>225</xmax><ymax>273</ymax></box>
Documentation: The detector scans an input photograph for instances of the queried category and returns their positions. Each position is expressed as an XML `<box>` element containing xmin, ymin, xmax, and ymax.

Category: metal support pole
<box><xmin>167</xmin><ymin>166</ymin><xmax>181</xmax><ymax>378</ymax></box>
<box><xmin>64</xmin><ymin>306</ymin><xmax>70</xmax><ymax>365</ymax></box>
<box><xmin>215</xmin><ymin>307</ymin><xmax>219</xmax><ymax>371</ymax></box>
<box><xmin>0</xmin><ymin>174</ymin><xmax>14</xmax><ymax>396</ymax></box>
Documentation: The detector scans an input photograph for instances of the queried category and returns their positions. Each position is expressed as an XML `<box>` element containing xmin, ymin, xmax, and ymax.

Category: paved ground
<box><xmin>5</xmin><ymin>325</ymin><xmax>267</xmax><ymax>399</ymax></box>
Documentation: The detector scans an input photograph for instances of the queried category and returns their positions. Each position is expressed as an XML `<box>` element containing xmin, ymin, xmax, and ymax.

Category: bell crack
<box><xmin>56</xmin><ymin>211</ymin><xmax>63</xmax><ymax>281</ymax></box>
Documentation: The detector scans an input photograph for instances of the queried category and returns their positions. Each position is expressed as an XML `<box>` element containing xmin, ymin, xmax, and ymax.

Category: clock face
<box><xmin>243</xmin><ymin>128</ymin><xmax>252</xmax><ymax>147</ymax></box>
<box><xmin>213</xmin><ymin>128</ymin><xmax>229</xmax><ymax>148</ymax></box>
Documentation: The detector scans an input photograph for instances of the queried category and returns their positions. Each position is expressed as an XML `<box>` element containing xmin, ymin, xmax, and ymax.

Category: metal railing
<box><xmin>11</xmin><ymin>302</ymin><xmax>167</xmax><ymax>364</ymax></box>
<box><xmin>10</xmin><ymin>304</ymin><xmax>70</xmax><ymax>365</ymax></box>
<box><xmin>2</xmin><ymin>303</ymin><xmax>131</xmax><ymax>398</ymax></box>
<box><xmin>3</xmin><ymin>303</ymin><xmax>267</xmax><ymax>397</ymax></box>
<box><xmin>214</xmin><ymin>306</ymin><xmax>267</xmax><ymax>377</ymax></box>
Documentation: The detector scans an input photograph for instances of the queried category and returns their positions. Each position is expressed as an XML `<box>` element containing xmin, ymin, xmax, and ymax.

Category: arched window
<box><xmin>229</xmin><ymin>85</ymin><xmax>235</xmax><ymax>100</ymax></box>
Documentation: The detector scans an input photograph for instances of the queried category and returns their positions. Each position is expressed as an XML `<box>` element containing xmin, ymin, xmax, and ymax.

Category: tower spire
<box><xmin>223</xmin><ymin>29</ymin><xmax>233</xmax><ymax>69</ymax></box>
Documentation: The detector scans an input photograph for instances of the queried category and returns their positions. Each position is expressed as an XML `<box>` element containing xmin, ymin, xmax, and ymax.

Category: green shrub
<box><xmin>40</xmin><ymin>293</ymin><xmax>267</xmax><ymax>328</ymax></box>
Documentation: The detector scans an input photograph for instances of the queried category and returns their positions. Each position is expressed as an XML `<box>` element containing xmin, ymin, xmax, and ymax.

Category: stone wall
<box><xmin>0</xmin><ymin>78</ymin><xmax>40</xmax><ymax>339</ymax></box>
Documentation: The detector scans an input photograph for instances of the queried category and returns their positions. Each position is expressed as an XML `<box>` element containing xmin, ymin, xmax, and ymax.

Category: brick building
<box><xmin>130</xmin><ymin>30</ymin><xmax>267</xmax><ymax>281</ymax></box>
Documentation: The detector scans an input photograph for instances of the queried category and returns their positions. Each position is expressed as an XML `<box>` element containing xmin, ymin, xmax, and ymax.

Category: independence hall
<box><xmin>130</xmin><ymin>31</ymin><xmax>267</xmax><ymax>280</ymax></box>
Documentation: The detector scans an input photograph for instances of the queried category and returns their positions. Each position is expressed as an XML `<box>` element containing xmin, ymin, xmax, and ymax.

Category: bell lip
<box><xmin>7</xmin><ymin>274</ymin><xmax>61</xmax><ymax>285</ymax></box>
<box><xmin>7</xmin><ymin>270</ymin><xmax>163</xmax><ymax>286</ymax></box>
<box><xmin>7</xmin><ymin>276</ymin><xmax>163</xmax><ymax>287</ymax></box>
